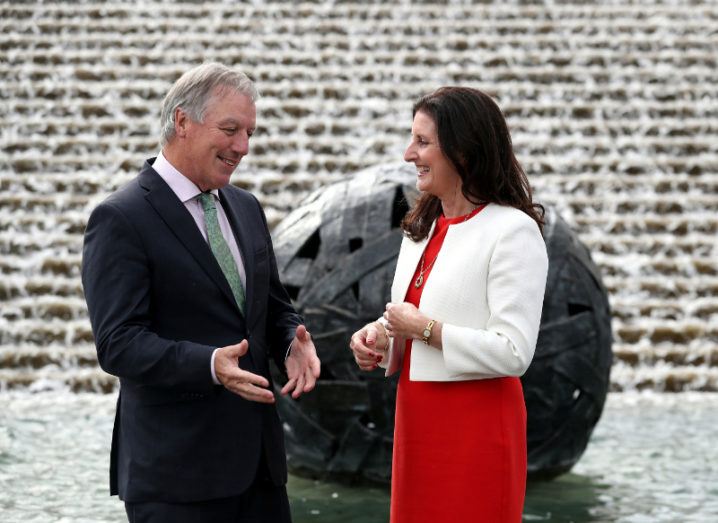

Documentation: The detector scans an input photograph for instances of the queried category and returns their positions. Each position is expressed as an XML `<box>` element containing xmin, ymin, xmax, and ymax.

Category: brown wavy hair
<box><xmin>401</xmin><ymin>87</ymin><xmax>544</xmax><ymax>241</ymax></box>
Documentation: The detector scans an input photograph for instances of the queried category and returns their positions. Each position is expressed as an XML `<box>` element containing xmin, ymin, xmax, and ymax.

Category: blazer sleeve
<box><xmin>441</xmin><ymin>216</ymin><xmax>548</xmax><ymax>378</ymax></box>
<box><xmin>82</xmin><ymin>201</ymin><xmax>215</xmax><ymax>391</ymax></box>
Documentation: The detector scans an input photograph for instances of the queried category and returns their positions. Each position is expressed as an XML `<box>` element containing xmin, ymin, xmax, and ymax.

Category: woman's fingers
<box><xmin>350</xmin><ymin>323</ymin><xmax>388</xmax><ymax>371</ymax></box>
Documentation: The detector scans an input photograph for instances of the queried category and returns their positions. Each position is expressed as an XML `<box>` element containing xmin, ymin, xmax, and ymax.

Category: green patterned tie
<box><xmin>198</xmin><ymin>192</ymin><xmax>246</xmax><ymax>314</ymax></box>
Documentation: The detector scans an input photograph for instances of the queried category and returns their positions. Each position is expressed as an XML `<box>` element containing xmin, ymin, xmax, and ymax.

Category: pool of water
<box><xmin>0</xmin><ymin>392</ymin><xmax>716</xmax><ymax>522</ymax></box>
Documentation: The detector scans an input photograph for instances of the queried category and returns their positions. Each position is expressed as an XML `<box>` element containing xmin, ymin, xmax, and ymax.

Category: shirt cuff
<box><xmin>285</xmin><ymin>341</ymin><xmax>293</xmax><ymax>362</ymax></box>
<box><xmin>211</xmin><ymin>348</ymin><xmax>221</xmax><ymax>385</ymax></box>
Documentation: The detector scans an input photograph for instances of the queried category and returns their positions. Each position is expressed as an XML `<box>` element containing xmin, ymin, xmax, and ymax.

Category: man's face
<box><xmin>177</xmin><ymin>87</ymin><xmax>256</xmax><ymax>192</ymax></box>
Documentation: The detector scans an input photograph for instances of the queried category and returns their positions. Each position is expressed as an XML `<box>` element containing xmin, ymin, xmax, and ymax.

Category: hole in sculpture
<box><xmin>349</xmin><ymin>237</ymin><xmax>363</xmax><ymax>252</ymax></box>
<box><xmin>568</xmin><ymin>302</ymin><xmax>591</xmax><ymax>316</ymax></box>
<box><xmin>297</xmin><ymin>229</ymin><xmax>321</xmax><ymax>259</ymax></box>
<box><xmin>391</xmin><ymin>187</ymin><xmax>410</xmax><ymax>228</ymax></box>
<box><xmin>285</xmin><ymin>285</ymin><xmax>300</xmax><ymax>301</ymax></box>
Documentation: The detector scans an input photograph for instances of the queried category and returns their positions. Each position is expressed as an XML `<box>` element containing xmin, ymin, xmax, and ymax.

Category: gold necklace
<box><xmin>414</xmin><ymin>254</ymin><xmax>438</xmax><ymax>288</ymax></box>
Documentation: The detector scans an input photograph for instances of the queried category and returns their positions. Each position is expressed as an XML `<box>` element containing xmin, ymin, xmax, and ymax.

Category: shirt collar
<box><xmin>152</xmin><ymin>151</ymin><xmax>220</xmax><ymax>203</ymax></box>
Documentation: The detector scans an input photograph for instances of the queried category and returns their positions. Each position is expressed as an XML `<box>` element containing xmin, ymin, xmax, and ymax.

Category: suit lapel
<box><xmin>138</xmin><ymin>164</ymin><xmax>240</xmax><ymax>314</ymax></box>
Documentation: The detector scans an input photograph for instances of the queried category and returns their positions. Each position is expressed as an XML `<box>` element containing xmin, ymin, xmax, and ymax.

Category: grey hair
<box><xmin>159</xmin><ymin>62</ymin><xmax>259</xmax><ymax>147</ymax></box>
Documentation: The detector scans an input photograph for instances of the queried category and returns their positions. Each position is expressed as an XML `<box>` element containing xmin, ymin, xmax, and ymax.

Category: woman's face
<box><xmin>403</xmin><ymin>110</ymin><xmax>462</xmax><ymax>200</ymax></box>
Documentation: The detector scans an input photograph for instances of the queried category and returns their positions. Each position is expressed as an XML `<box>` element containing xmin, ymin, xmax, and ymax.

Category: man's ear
<box><xmin>174</xmin><ymin>107</ymin><xmax>189</xmax><ymax>138</ymax></box>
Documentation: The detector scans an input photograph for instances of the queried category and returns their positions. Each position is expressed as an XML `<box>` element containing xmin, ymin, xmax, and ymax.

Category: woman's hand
<box><xmin>384</xmin><ymin>302</ymin><xmax>443</xmax><ymax>349</ymax></box>
<box><xmin>349</xmin><ymin>322</ymin><xmax>388</xmax><ymax>371</ymax></box>
<box><xmin>383</xmin><ymin>302</ymin><xmax>426</xmax><ymax>340</ymax></box>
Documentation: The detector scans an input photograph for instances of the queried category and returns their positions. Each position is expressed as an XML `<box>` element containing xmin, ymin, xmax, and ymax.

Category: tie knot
<box><xmin>198</xmin><ymin>192</ymin><xmax>215</xmax><ymax>213</ymax></box>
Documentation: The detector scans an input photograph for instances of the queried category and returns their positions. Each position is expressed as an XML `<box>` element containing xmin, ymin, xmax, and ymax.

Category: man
<box><xmin>81</xmin><ymin>62</ymin><xmax>320</xmax><ymax>522</ymax></box>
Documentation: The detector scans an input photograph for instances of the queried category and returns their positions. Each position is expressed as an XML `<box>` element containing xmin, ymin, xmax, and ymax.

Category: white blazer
<box><xmin>379</xmin><ymin>203</ymin><xmax>548</xmax><ymax>382</ymax></box>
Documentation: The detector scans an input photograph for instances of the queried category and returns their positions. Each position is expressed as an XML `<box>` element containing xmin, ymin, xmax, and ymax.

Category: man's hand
<box><xmin>281</xmin><ymin>325</ymin><xmax>321</xmax><ymax>399</ymax></box>
<box><xmin>215</xmin><ymin>340</ymin><xmax>275</xmax><ymax>403</ymax></box>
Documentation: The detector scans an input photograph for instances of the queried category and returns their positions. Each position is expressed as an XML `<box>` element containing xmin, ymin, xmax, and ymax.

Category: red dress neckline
<box><xmin>437</xmin><ymin>204</ymin><xmax>486</xmax><ymax>228</ymax></box>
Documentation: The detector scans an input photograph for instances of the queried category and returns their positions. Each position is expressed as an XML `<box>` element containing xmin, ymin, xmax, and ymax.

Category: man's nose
<box><xmin>232</xmin><ymin>133</ymin><xmax>250</xmax><ymax>156</ymax></box>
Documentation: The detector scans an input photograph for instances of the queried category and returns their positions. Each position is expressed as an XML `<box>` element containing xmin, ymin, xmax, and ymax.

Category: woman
<box><xmin>349</xmin><ymin>87</ymin><xmax>548</xmax><ymax>522</ymax></box>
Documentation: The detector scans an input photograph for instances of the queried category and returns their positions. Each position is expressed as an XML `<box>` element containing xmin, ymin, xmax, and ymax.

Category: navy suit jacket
<box><xmin>81</xmin><ymin>159</ymin><xmax>301</xmax><ymax>503</ymax></box>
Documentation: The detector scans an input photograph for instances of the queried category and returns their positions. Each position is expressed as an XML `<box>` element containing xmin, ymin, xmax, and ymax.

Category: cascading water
<box><xmin>1</xmin><ymin>1</ymin><xmax>717</xmax><ymax>393</ymax></box>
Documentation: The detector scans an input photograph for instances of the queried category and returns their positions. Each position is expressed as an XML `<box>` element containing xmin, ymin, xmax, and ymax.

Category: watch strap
<box><xmin>421</xmin><ymin>319</ymin><xmax>435</xmax><ymax>344</ymax></box>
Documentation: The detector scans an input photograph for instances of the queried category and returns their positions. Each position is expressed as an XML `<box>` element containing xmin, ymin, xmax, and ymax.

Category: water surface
<box><xmin>0</xmin><ymin>392</ymin><xmax>716</xmax><ymax>522</ymax></box>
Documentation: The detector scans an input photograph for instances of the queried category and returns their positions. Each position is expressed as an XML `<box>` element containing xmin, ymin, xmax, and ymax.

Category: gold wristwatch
<box><xmin>421</xmin><ymin>319</ymin><xmax>435</xmax><ymax>344</ymax></box>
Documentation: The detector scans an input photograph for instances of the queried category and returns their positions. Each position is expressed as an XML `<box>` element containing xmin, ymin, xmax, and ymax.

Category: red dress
<box><xmin>390</xmin><ymin>208</ymin><xmax>527</xmax><ymax>523</ymax></box>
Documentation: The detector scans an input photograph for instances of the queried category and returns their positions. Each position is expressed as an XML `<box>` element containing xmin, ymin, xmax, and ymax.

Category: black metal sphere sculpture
<box><xmin>271</xmin><ymin>163</ymin><xmax>612</xmax><ymax>484</ymax></box>
<box><xmin>522</xmin><ymin>207</ymin><xmax>613</xmax><ymax>479</ymax></box>
<box><xmin>272</xmin><ymin>164</ymin><xmax>411</xmax><ymax>484</ymax></box>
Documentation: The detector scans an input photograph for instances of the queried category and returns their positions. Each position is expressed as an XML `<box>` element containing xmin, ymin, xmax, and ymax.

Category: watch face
<box><xmin>423</xmin><ymin>329</ymin><xmax>430</xmax><ymax>338</ymax></box>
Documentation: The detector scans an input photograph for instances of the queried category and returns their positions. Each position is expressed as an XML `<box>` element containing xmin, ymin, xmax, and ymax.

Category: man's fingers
<box><xmin>239</xmin><ymin>384</ymin><xmax>275</xmax><ymax>404</ymax></box>
<box><xmin>236</xmin><ymin>339</ymin><xmax>249</xmax><ymax>357</ymax></box>
<box><xmin>224</xmin><ymin>368</ymin><xmax>270</xmax><ymax>394</ymax></box>
<box><xmin>216</xmin><ymin>342</ymin><xmax>265</xmax><ymax>399</ymax></box>
<box><xmin>224</xmin><ymin>339</ymin><xmax>249</xmax><ymax>358</ymax></box>
<box><xmin>293</xmin><ymin>373</ymin><xmax>306</xmax><ymax>399</ymax></box>
<box><xmin>295</xmin><ymin>324</ymin><xmax>310</xmax><ymax>342</ymax></box>
<box><xmin>280</xmin><ymin>378</ymin><xmax>296</xmax><ymax>396</ymax></box>
<box><xmin>303</xmin><ymin>367</ymin><xmax>317</xmax><ymax>392</ymax></box>
<box><xmin>223</xmin><ymin>372</ymin><xmax>275</xmax><ymax>403</ymax></box>
<box><xmin>240</xmin><ymin>369</ymin><xmax>269</xmax><ymax>389</ymax></box>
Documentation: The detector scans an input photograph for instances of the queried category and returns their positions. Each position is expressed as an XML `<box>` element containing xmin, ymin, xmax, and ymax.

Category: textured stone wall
<box><xmin>1</xmin><ymin>0</ymin><xmax>717</xmax><ymax>391</ymax></box>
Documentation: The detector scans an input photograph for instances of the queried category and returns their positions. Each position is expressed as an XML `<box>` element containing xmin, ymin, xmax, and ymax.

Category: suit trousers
<box><xmin>124</xmin><ymin>450</ymin><xmax>291</xmax><ymax>523</ymax></box>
